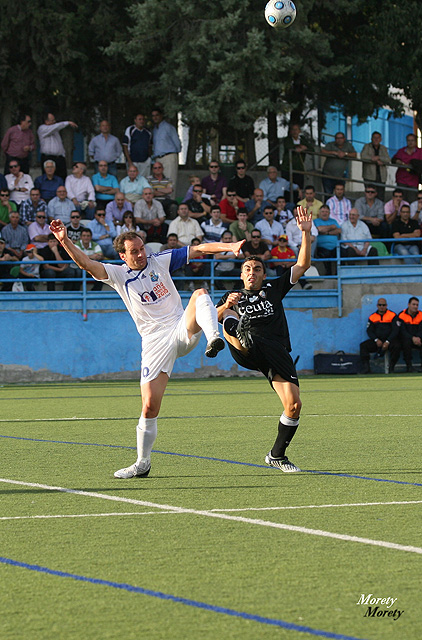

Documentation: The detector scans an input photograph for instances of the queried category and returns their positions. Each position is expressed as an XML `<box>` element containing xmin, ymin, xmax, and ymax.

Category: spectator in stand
<box><xmin>245</xmin><ymin>188</ymin><xmax>271</xmax><ymax>224</ymax></box>
<box><xmin>1</xmin><ymin>113</ymin><xmax>35</xmax><ymax>174</ymax></box>
<box><xmin>326</xmin><ymin>183</ymin><xmax>352</xmax><ymax>225</ymax></box>
<box><xmin>228</xmin><ymin>160</ymin><xmax>255</xmax><ymax>200</ymax></box>
<box><xmin>167</xmin><ymin>203</ymin><xmax>203</xmax><ymax>246</ymax></box>
<box><xmin>201</xmin><ymin>160</ymin><xmax>227</xmax><ymax>203</ymax></box>
<box><xmin>391</xmin><ymin>204</ymin><xmax>421</xmax><ymax>264</ymax></box>
<box><xmin>396</xmin><ymin>296</ymin><xmax>422</xmax><ymax>372</ymax></box>
<box><xmin>1</xmin><ymin>211</ymin><xmax>29</xmax><ymax>259</ymax></box>
<box><xmin>392</xmin><ymin>133</ymin><xmax>422</xmax><ymax>203</ymax></box>
<box><xmin>185</xmin><ymin>237</ymin><xmax>210</xmax><ymax>291</ymax></box>
<box><xmin>116</xmin><ymin>211</ymin><xmax>142</xmax><ymax>236</ymax></box>
<box><xmin>106</xmin><ymin>192</ymin><xmax>133</xmax><ymax>226</ymax></box>
<box><xmin>88</xmin><ymin>120</ymin><xmax>122</xmax><ymax>177</ymax></box>
<box><xmin>160</xmin><ymin>233</ymin><xmax>179</xmax><ymax>252</ymax></box>
<box><xmin>19</xmin><ymin>244</ymin><xmax>43</xmax><ymax>290</ymax></box>
<box><xmin>39</xmin><ymin>233</ymin><xmax>76</xmax><ymax>290</ymax></box>
<box><xmin>134</xmin><ymin>187</ymin><xmax>167</xmax><ymax>244</ymax></box>
<box><xmin>296</xmin><ymin>185</ymin><xmax>323</xmax><ymax>219</ymax></box>
<box><xmin>92</xmin><ymin>161</ymin><xmax>119</xmax><ymax>208</ymax></box>
<box><xmin>37</xmin><ymin>112</ymin><xmax>78</xmax><ymax>181</ymax></box>
<box><xmin>28</xmin><ymin>210</ymin><xmax>50</xmax><ymax>249</ymax></box>
<box><xmin>321</xmin><ymin>132</ymin><xmax>357</xmax><ymax>195</ymax></box>
<box><xmin>286</xmin><ymin>207</ymin><xmax>318</xmax><ymax>259</ymax></box>
<box><xmin>5</xmin><ymin>160</ymin><xmax>33</xmax><ymax>207</ymax></box>
<box><xmin>214</xmin><ymin>229</ymin><xmax>241</xmax><ymax>288</ymax></box>
<box><xmin>355</xmin><ymin>185</ymin><xmax>388</xmax><ymax>237</ymax></box>
<box><xmin>360</xmin><ymin>131</ymin><xmax>391</xmax><ymax>200</ymax></box>
<box><xmin>0</xmin><ymin>173</ymin><xmax>6</xmax><ymax>192</ymax></box>
<box><xmin>120</xmin><ymin>164</ymin><xmax>151</xmax><ymax>205</ymax></box>
<box><xmin>88</xmin><ymin>208</ymin><xmax>119</xmax><ymax>259</ymax></box>
<box><xmin>360</xmin><ymin>298</ymin><xmax>400</xmax><ymax>374</ymax></box>
<box><xmin>201</xmin><ymin>205</ymin><xmax>226</xmax><ymax>243</ymax></box>
<box><xmin>384</xmin><ymin>188</ymin><xmax>409</xmax><ymax>232</ymax></box>
<box><xmin>47</xmin><ymin>186</ymin><xmax>74</xmax><ymax>225</ymax></box>
<box><xmin>280</xmin><ymin>123</ymin><xmax>314</xmax><ymax>190</ymax></box>
<box><xmin>314</xmin><ymin>204</ymin><xmax>341</xmax><ymax>275</ymax></box>
<box><xmin>219</xmin><ymin>189</ymin><xmax>246</xmax><ymax>225</ymax></box>
<box><xmin>182</xmin><ymin>175</ymin><xmax>202</xmax><ymax>203</ymax></box>
<box><xmin>65</xmin><ymin>162</ymin><xmax>96</xmax><ymax>220</ymax></box>
<box><xmin>122</xmin><ymin>113</ymin><xmax>151</xmax><ymax>178</ymax></box>
<box><xmin>0</xmin><ymin>236</ymin><xmax>18</xmax><ymax>290</ymax></box>
<box><xmin>410</xmin><ymin>190</ymin><xmax>422</xmax><ymax>222</ymax></box>
<box><xmin>256</xmin><ymin>205</ymin><xmax>284</xmax><ymax>249</ymax></box>
<box><xmin>270</xmin><ymin>234</ymin><xmax>296</xmax><ymax>276</ymax></box>
<box><xmin>229</xmin><ymin>208</ymin><xmax>254</xmax><ymax>242</ymax></box>
<box><xmin>185</xmin><ymin>184</ymin><xmax>210</xmax><ymax>222</ymax></box>
<box><xmin>274</xmin><ymin>196</ymin><xmax>294</xmax><ymax>231</ymax></box>
<box><xmin>241</xmin><ymin>229</ymin><xmax>272</xmax><ymax>261</ymax></box>
<box><xmin>147</xmin><ymin>161</ymin><xmax>178</xmax><ymax>218</ymax></box>
<box><xmin>259</xmin><ymin>166</ymin><xmax>300</xmax><ymax>207</ymax></box>
<box><xmin>66</xmin><ymin>211</ymin><xmax>86</xmax><ymax>244</ymax></box>
<box><xmin>151</xmin><ymin>107</ymin><xmax>181</xmax><ymax>196</ymax></box>
<box><xmin>34</xmin><ymin>160</ymin><xmax>64</xmax><ymax>203</ymax></box>
<box><xmin>75</xmin><ymin>228</ymin><xmax>104</xmax><ymax>291</ymax></box>
<box><xmin>0</xmin><ymin>189</ymin><xmax>17</xmax><ymax>230</ymax></box>
<box><xmin>20</xmin><ymin>188</ymin><xmax>47</xmax><ymax>226</ymax></box>
<box><xmin>340</xmin><ymin>208</ymin><xmax>378</xmax><ymax>264</ymax></box>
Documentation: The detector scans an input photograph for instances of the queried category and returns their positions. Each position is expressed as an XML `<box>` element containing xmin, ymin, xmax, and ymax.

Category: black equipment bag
<box><xmin>314</xmin><ymin>350</ymin><xmax>360</xmax><ymax>375</ymax></box>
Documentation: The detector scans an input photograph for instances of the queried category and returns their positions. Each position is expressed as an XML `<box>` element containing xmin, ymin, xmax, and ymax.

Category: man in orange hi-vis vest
<box><xmin>397</xmin><ymin>296</ymin><xmax>422</xmax><ymax>372</ymax></box>
<box><xmin>360</xmin><ymin>298</ymin><xmax>400</xmax><ymax>374</ymax></box>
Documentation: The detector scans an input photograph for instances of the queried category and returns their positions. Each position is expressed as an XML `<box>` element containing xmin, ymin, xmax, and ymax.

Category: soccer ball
<box><xmin>265</xmin><ymin>0</ymin><xmax>297</xmax><ymax>28</ymax></box>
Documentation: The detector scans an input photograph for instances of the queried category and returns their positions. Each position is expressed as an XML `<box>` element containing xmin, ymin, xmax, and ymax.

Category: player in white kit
<box><xmin>49</xmin><ymin>222</ymin><xmax>245</xmax><ymax>478</ymax></box>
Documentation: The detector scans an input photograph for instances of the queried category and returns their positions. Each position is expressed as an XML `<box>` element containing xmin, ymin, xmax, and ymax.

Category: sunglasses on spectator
<box><xmin>36</xmin><ymin>215</ymin><xmax>46</xmax><ymax>218</ymax></box>
<box><xmin>377</xmin><ymin>303</ymin><xmax>387</xmax><ymax>306</ymax></box>
<box><xmin>365</xmin><ymin>190</ymin><xmax>376</xmax><ymax>193</ymax></box>
<box><xmin>193</xmin><ymin>189</ymin><xmax>202</xmax><ymax>193</ymax></box>
<box><xmin>251</xmin><ymin>234</ymin><xmax>261</xmax><ymax>238</ymax></box>
<box><xmin>9</xmin><ymin>164</ymin><xmax>19</xmax><ymax>168</ymax></box>
<box><xmin>209</xmin><ymin>165</ymin><xmax>219</xmax><ymax>168</ymax></box>
<box><xmin>96</xmin><ymin>213</ymin><xmax>106</xmax><ymax>217</ymax></box>
<box><xmin>71</xmin><ymin>215</ymin><xmax>80</xmax><ymax>219</ymax></box>
<box><xmin>0</xmin><ymin>192</ymin><xmax>9</xmax><ymax>196</ymax></box>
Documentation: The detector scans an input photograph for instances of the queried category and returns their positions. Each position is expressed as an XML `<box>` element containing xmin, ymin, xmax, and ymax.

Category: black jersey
<box><xmin>217</xmin><ymin>267</ymin><xmax>295</xmax><ymax>351</ymax></box>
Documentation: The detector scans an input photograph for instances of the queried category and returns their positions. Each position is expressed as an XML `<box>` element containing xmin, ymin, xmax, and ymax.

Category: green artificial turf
<box><xmin>0</xmin><ymin>376</ymin><xmax>421</xmax><ymax>640</ymax></box>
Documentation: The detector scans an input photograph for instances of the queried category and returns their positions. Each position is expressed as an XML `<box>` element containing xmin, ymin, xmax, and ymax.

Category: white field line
<box><xmin>0</xmin><ymin>511</ymin><xmax>176</xmax><ymax>521</ymax></box>
<box><xmin>211</xmin><ymin>500</ymin><xmax>422</xmax><ymax>512</ymax></box>
<box><xmin>1</xmin><ymin>478</ymin><xmax>421</xmax><ymax>555</ymax></box>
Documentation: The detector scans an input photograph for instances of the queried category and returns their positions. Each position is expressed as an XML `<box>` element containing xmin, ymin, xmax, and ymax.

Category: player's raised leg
<box><xmin>266</xmin><ymin>376</ymin><xmax>301</xmax><ymax>472</ymax></box>
<box><xmin>185</xmin><ymin>288</ymin><xmax>225</xmax><ymax>357</ymax></box>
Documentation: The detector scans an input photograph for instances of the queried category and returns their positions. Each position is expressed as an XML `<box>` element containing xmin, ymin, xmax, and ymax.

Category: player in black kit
<box><xmin>216</xmin><ymin>206</ymin><xmax>312</xmax><ymax>472</ymax></box>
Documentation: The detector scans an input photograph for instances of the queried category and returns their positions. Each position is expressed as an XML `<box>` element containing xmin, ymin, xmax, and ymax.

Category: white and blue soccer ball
<box><xmin>265</xmin><ymin>0</ymin><xmax>297</xmax><ymax>28</ymax></box>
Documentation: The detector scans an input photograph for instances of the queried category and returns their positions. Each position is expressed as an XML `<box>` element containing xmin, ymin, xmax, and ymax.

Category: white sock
<box><xmin>135</xmin><ymin>415</ymin><xmax>157</xmax><ymax>466</ymax></box>
<box><xmin>195</xmin><ymin>293</ymin><xmax>219</xmax><ymax>342</ymax></box>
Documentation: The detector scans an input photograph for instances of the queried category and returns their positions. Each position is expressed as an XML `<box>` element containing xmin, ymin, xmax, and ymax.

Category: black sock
<box><xmin>222</xmin><ymin>316</ymin><xmax>239</xmax><ymax>337</ymax></box>
<box><xmin>271</xmin><ymin>414</ymin><xmax>299</xmax><ymax>458</ymax></box>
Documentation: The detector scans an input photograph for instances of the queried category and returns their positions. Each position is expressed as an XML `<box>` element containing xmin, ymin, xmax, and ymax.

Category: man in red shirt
<box><xmin>1</xmin><ymin>114</ymin><xmax>35</xmax><ymax>174</ymax></box>
<box><xmin>271</xmin><ymin>234</ymin><xmax>296</xmax><ymax>275</ymax></box>
<box><xmin>219</xmin><ymin>189</ymin><xmax>245</xmax><ymax>224</ymax></box>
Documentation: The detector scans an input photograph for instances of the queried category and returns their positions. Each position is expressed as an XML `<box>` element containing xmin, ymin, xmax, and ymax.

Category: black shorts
<box><xmin>227</xmin><ymin>335</ymin><xmax>299</xmax><ymax>388</ymax></box>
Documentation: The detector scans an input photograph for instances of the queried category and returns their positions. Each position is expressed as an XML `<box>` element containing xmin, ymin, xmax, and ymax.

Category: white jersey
<box><xmin>100</xmin><ymin>247</ymin><xmax>190</xmax><ymax>337</ymax></box>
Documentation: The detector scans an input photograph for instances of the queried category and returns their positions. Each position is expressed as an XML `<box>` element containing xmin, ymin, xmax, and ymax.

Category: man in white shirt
<box><xmin>134</xmin><ymin>187</ymin><xmax>167</xmax><ymax>243</ymax></box>
<box><xmin>340</xmin><ymin>208</ymin><xmax>379</xmax><ymax>264</ymax></box>
<box><xmin>167</xmin><ymin>203</ymin><xmax>203</xmax><ymax>246</ymax></box>
<box><xmin>286</xmin><ymin>209</ymin><xmax>318</xmax><ymax>258</ymax></box>
<box><xmin>5</xmin><ymin>160</ymin><xmax>33</xmax><ymax>206</ymax></box>
<box><xmin>37</xmin><ymin>112</ymin><xmax>78</xmax><ymax>181</ymax></box>
<box><xmin>256</xmin><ymin>205</ymin><xmax>284</xmax><ymax>249</ymax></box>
<box><xmin>65</xmin><ymin>162</ymin><xmax>96</xmax><ymax>219</ymax></box>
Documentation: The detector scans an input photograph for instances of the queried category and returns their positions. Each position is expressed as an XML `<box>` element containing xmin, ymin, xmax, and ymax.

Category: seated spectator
<box><xmin>228</xmin><ymin>160</ymin><xmax>255</xmax><ymax>200</ymax></box>
<box><xmin>0</xmin><ymin>236</ymin><xmax>18</xmax><ymax>290</ymax></box>
<box><xmin>392</xmin><ymin>133</ymin><xmax>422</xmax><ymax>203</ymax></box>
<box><xmin>116</xmin><ymin>210</ymin><xmax>142</xmax><ymax>235</ymax></box>
<box><xmin>274</xmin><ymin>196</ymin><xmax>294</xmax><ymax>231</ymax></box>
<box><xmin>392</xmin><ymin>204</ymin><xmax>421</xmax><ymax>264</ymax></box>
<box><xmin>326</xmin><ymin>183</ymin><xmax>352</xmax><ymax>225</ymax></box>
<box><xmin>259</xmin><ymin>166</ymin><xmax>300</xmax><ymax>206</ymax></box>
<box><xmin>214</xmin><ymin>230</ymin><xmax>241</xmax><ymax>288</ymax></box>
<box><xmin>1</xmin><ymin>211</ymin><xmax>29</xmax><ymax>259</ymax></box>
<box><xmin>321</xmin><ymin>131</ymin><xmax>357</xmax><ymax>195</ymax></box>
<box><xmin>185</xmin><ymin>184</ymin><xmax>210</xmax><ymax>222</ymax></box>
<box><xmin>134</xmin><ymin>187</ymin><xmax>167</xmax><ymax>243</ymax></box>
<box><xmin>119</xmin><ymin>165</ymin><xmax>151</xmax><ymax>205</ymax></box>
<box><xmin>201</xmin><ymin>160</ymin><xmax>227</xmax><ymax>203</ymax></box>
<box><xmin>92</xmin><ymin>161</ymin><xmax>119</xmax><ymax>208</ymax></box>
<box><xmin>148</xmin><ymin>160</ymin><xmax>178</xmax><ymax>218</ymax></box>
<box><xmin>182</xmin><ymin>175</ymin><xmax>202</xmax><ymax>203</ymax></box>
<box><xmin>0</xmin><ymin>172</ymin><xmax>6</xmax><ymax>192</ymax></box>
<box><xmin>410</xmin><ymin>190</ymin><xmax>422</xmax><ymax>222</ymax></box>
<box><xmin>340</xmin><ymin>208</ymin><xmax>378</xmax><ymax>264</ymax></box>
<box><xmin>201</xmin><ymin>205</ymin><xmax>226</xmax><ymax>243</ymax></box>
<box><xmin>245</xmin><ymin>188</ymin><xmax>271</xmax><ymax>224</ymax></box>
<box><xmin>106</xmin><ymin>191</ymin><xmax>133</xmax><ymax>226</ymax></box>
<box><xmin>296</xmin><ymin>185</ymin><xmax>323</xmax><ymax>219</ymax></box>
<box><xmin>160</xmin><ymin>232</ymin><xmax>179</xmax><ymax>252</ymax></box>
<box><xmin>360</xmin><ymin>131</ymin><xmax>390</xmax><ymax>201</ymax></box>
<box><xmin>34</xmin><ymin>160</ymin><xmax>64</xmax><ymax>203</ymax></box>
<box><xmin>185</xmin><ymin>237</ymin><xmax>210</xmax><ymax>290</ymax></box>
<box><xmin>384</xmin><ymin>188</ymin><xmax>409</xmax><ymax>232</ymax></box>
<box><xmin>286</xmin><ymin>208</ymin><xmax>318</xmax><ymax>259</ymax></box>
<box><xmin>19</xmin><ymin>243</ymin><xmax>44</xmax><ymax>290</ymax></box>
<box><xmin>39</xmin><ymin>233</ymin><xmax>77</xmax><ymax>291</ymax></box>
<box><xmin>28</xmin><ymin>210</ymin><xmax>50</xmax><ymax>249</ymax></box>
<box><xmin>241</xmin><ymin>229</ymin><xmax>273</xmax><ymax>275</ymax></box>
<box><xmin>5</xmin><ymin>160</ymin><xmax>34</xmax><ymax>206</ymax></box>
<box><xmin>270</xmin><ymin>234</ymin><xmax>296</xmax><ymax>275</ymax></box>
<box><xmin>0</xmin><ymin>188</ymin><xmax>17</xmax><ymax>230</ymax></box>
<box><xmin>167</xmin><ymin>203</ymin><xmax>203</xmax><ymax>246</ymax></box>
<box><xmin>88</xmin><ymin>208</ymin><xmax>119</xmax><ymax>259</ymax></box>
<box><xmin>47</xmin><ymin>186</ymin><xmax>74</xmax><ymax>225</ymax></box>
<box><xmin>66</xmin><ymin>211</ymin><xmax>86</xmax><ymax>243</ymax></box>
<box><xmin>219</xmin><ymin>189</ymin><xmax>246</xmax><ymax>225</ymax></box>
<box><xmin>360</xmin><ymin>298</ymin><xmax>400</xmax><ymax>374</ymax></box>
<box><xmin>229</xmin><ymin>208</ymin><xmax>254</xmax><ymax>242</ymax></box>
<box><xmin>256</xmin><ymin>205</ymin><xmax>284</xmax><ymax>249</ymax></box>
<box><xmin>20</xmin><ymin>188</ymin><xmax>47</xmax><ymax>226</ymax></box>
<box><xmin>396</xmin><ymin>296</ymin><xmax>422</xmax><ymax>372</ymax></box>
<box><xmin>314</xmin><ymin>204</ymin><xmax>341</xmax><ymax>275</ymax></box>
<box><xmin>65</xmin><ymin>162</ymin><xmax>96</xmax><ymax>220</ymax></box>
<box><xmin>354</xmin><ymin>186</ymin><xmax>388</xmax><ymax>237</ymax></box>
<box><xmin>75</xmin><ymin>227</ymin><xmax>104</xmax><ymax>291</ymax></box>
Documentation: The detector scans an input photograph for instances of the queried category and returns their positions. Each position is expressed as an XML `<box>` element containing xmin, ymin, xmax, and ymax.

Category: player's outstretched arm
<box><xmin>189</xmin><ymin>239</ymin><xmax>245</xmax><ymax>259</ymax></box>
<box><xmin>50</xmin><ymin>219</ymin><xmax>108</xmax><ymax>280</ymax></box>
<box><xmin>292</xmin><ymin>206</ymin><xmax>312</xmax><ymax>282</ymax></box>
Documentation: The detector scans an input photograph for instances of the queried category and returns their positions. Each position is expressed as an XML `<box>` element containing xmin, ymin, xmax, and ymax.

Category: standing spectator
<box><xmin>270</xmin><ymin>234</ymin><xmax>296</xmax><ymax>275</ymax></box>
<box><xmin>185</xmin><ymin>184</ymin><xmax>210</xmax><ymax>222</ymax></box>
<box><xmin>37</xmin><ymin>112</ymin><xmax>78</xmax><ymax>181</ymax></box>
<box><xmin>167</xmin><ymin>203</ymin><xmax>203</xmax><ymax>246</ymax></box>
<box><xmin>391</xmin><ymin>204</ymin><xmax>421</xmax><ymax>264</ymax></box>
<box><xmin>88</xmin><ymin>120</ymin><xmax>122</xmax><ymax>177</ymax></box>
<box><xmin>47</xmin><ymin>186</ymin><xmax>74</xmax><ymax>225</ymax></box>
<box><xmin>326</xmin><ymin>183</ymin><xmax>352</xmax><ymax>225</ymax></box>
<box><xmin>92</xmin><ymin>161</ymin><xmax>119</xmax><ymax>208</ymax></box>
<box><xmin>19</xmin><ymin>188</ymin><xmax>47</xmax><ymax>226</ymax></box>
<box><xmin>120</xmin><ymin>165</ymin><xmax>151</xmax><ymax>205</ymax></box>
<box><xmin>201</xmin><ymin>205</ymin><xmax>226</xmax><ymax>243</ymax></box>
<box><xmin>296</xmin><ymin>185</ymin><xmax>323</xmax><ymax>219</ymax></box>
<box><xmin>5</xmin><ymin>160</ymin><xmax>33</xmax><ymax>206</ymax></box>
<box><xmin>245</xmin><ymin>188</ymin><xmax>271</xmax><ymax>224</ymax></box>
<box><xmin>229</xmin><ymin>208</ymin><xmax>254</xmax><ymax>242</ymax></box>
<box><xmin>384</xmin><ymin>188</ymin><xmax>409</xmax><ymax>231</ymax></box>
<box><xmin>28</xmin><ymin>210</ymin><xmax>50</xmax><ymax>249</ymax></box>
<box><xmin>314</xmin><ymin>204</ymin><xmax>341</xmax><ymax>274</ymax></box>
<box><xmin>106</xmin><ymin>192</ymin><xmax>133</xmax><ymax>226</ymax></box>
<box><xmin>1</xmin><ymin>113</ymin><xmax>35</xmax><ymax>174</ymax></box>
<box><xmin>34</xmin><ymin>160</ymin><xmax>64</xmax><ymax>203</ymax></box>
<box><xmin>340</xmin><ymin>209</ymin><xmax>378</xmax><ymax>264</ymax></box>
<box><xmin>360</xmin><ymin>131</ymin><xmax>391</xmax><ymax>200</ymax></box>
<box><xmin>228</xmin><ymin>160</ymin><xmax>255</xmax><ymax>200</ymax></box>
<box><xmin>410</xmin><ymin>190</ymin><xmax>422</xmax><ymax>222</ymax></box>
<box><xmin>19</xmin><ymin>244</ymin><xmax>43</xmax><ymax>290</ymax></box>
<box><xmin>39</xmin><ymin>233</ymin><xmax>76</xmax><ymax>290</ymax></box>
<box><xmin>201</xmin><ymin>160</ymin><xmax>227</xmax><ymax>203</ymax></box>
<box><xmin>274</xmin><ymin>196</ymin><xmax>294</xmax><ymax>231</ymax></box>
<box><xmin>1</xmin><ymin>211</ymin><xmax>29</xmax><ymax>258</ymax></box>
<box><xmin>397</xmin><ymin>297</ymin><xmax>422</xmax><ymax>372</ymax></box>
<box><xmin>360</xmin><ymin>298</ymin><xmax>400</xmax><ymax>374</ymax></box>
<box><xmin>354</xmin><ymin>186</ymin><xmax>388</xmax><ymax>237</ymax></box>
<box><xmin>219</xmin><ymin>189</ymin><xmax>246</xmax><ymax>224</ymax></box>
<box><xmin>321</xmin><ymin>132</ymin><xmax>357</xmax><ymax>195</ymax></box>
<box><xmin>122</xmin><ymin>113</ymin><xmax>151</xmax><ymax>178</ymax></box>
<box><xmin>66</xmin><ymin>211</ymin><xmax>86</xmax><ymax>244</ymax></box>
<box><xmin>147</xmin><ymin>161</ymin><xmax>178</xmax><ymax>218</ymax></box>
<box><xmin>151</xmin><ymin>108</ymin><xmax>181</xmax><ymax>196</ymax></box>
<box><xmin>75</xmin><ymin>228</ymin><xmax>104</xmax><ymax>291</ymax></box>
<box><xmin>392</xmin><ymin>133</ymin><xmax>422</xmax><ymax>203</ymax></box>
<box><xmin>65</xmin><ymin>162</ymin><xmax>96</xmax><ymax>220</ymax></box>
<box><xmin>0</xmin><ymin>189</ymin><xmax>17</xmax><ymax>230</ymax></box>
<box><xmin>280</xmin><ymin>123</ymin><xmax>314</xmax><ymax>190</ymax></box>
<box><xmin>0</xmin><ymin>236</ymin><xmax>18</xmax><ymax>290</ymax></box>
<box><xmin>259</xmin><ymin>166</ymin><xmax>300</xmax><ymax>207</ymax></box>
<box><xmin>134</xmin><ymin>187</ymin><xmax>167</xmax><ymax>243</ymax></box>
<box><xmin>256</xmin><ymin>205</ymin><xmax>284</xmax><ymax>249</ymax></box>
<box><xmin>88</xmin><ymin>209</ymin><xmax>119</xmax><ymax>259</ymax></box>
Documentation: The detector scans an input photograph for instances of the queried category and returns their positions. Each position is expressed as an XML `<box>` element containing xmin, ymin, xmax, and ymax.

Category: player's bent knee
<box><xmin>286</xmin><ymin>399</ymin><xmax>302</xmax><ymax>417</ymax></box>
<box><xmin>192</xmin><ymin>287</ymin><xmax>208</xmax><ymax>299</ymax></box>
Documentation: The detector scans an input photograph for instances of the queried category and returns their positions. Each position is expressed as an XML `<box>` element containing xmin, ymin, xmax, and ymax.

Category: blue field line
<box><xmin>0</xmin><ymin>556</ymin><xmax>367</xmax><ymax>640</ymax></box>
<box><xmin>1</xmin><ymin>433</ymin><xmax>421</xmax><ymax>487</ymax></box>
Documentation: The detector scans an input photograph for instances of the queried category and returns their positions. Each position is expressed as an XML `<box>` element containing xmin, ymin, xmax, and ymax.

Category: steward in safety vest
<box><xmin>397</xmin><ymin>296</ymin><xmax>422</xmax><ymax>371</ymax></box>
<box><xmin>360</xmin><ymin>297</ymin><xmax>400</xmax><ymax>373</ymax></box>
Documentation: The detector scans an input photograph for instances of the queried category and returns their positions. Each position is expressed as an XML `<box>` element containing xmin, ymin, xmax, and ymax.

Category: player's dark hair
<box><xmin>408</xmin><ymin>296</ymin><xmax>419</xmax><ymax>304</ymax></box>
<box><xmin>242</xmin><ymin>255</ymin><xmax>266</xmax><ymax>274</ymax></box>
<box><xmin>114</xmin><ymin>231</ymin><xmax>141</xmax><ymax>253</ymax></box>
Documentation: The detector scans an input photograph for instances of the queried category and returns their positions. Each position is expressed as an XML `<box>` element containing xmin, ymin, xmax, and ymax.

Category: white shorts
<box><xmin>140</xmin><ymin>309</ymin><xmax>201</xmax><ymax>385</ymax></box>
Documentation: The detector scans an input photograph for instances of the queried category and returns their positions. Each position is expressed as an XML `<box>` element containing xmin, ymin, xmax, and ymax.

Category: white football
<box><xmin>265</xmin><ymin>0</ymin><xmax>297</xmax><ymax>28</ymax></box>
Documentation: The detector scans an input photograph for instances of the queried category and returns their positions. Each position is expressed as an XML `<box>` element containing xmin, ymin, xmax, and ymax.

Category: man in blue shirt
<box><xmin>88</xmin><ymin>208</ymin><xmax>119</xmax><ymax>259</ymax></box>
<box><xmin>314</xmin><ymin>204</ymin><xmax>341</xmax><ymax>275</ymax></box>
<box><xmin>259</xmin><ymin>166</ymin><xmax>300</xmax><ymax>207</ymax></box>
<box><xmin>151</xmin><ymin>108</ymin><xmax>181</xmax><ymax>198</ymax></box>
<box><xmin>34</xmin><ymin>160</ymin><xmax>64</xmax><ymax>202</ymax></box>
<box><xmin>47</xmin><ymin>186</ymin><xmax>74</xmax><ymax>224</ymax></box>
<box><xmin>88</xmin><ymin>120</ymin><xmax>122</xmax><ymax>177</ymax></box>
<box><xmin>91</xmin><ymin>161</ymin><xmax>120</xmax><ymax>208</ymax></box>
<box><xmin>122</xmin><ymin>114</ymin><xmax>152</xmax><ymax>179</ymax></box>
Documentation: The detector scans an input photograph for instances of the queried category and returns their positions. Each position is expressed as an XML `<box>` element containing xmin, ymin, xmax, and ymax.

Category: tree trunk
<box><xmin>209</xmin><ymin>126</ymin><xmax>219</xmax><ymax>162</ymax></box>
<box><xmin>245</xmin><ymin>127</ymin><xmax>256</xmax><ymax>167</ymax></box>
<box><xmin>267</xmin><ymin>110</ymin><xmax>279</xmax><ymax>168</ymax></box>
<box><xmin>185</xmin><ymin>123</ymin><xmax>198</xmax><ymax>168</ymax></box>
